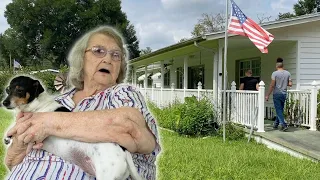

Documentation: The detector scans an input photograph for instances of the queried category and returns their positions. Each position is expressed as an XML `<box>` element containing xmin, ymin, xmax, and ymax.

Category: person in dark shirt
<box><xmin>239</xmin><ymin>69</ymin><xmax>259</xmax><ymax>90</ymax></box>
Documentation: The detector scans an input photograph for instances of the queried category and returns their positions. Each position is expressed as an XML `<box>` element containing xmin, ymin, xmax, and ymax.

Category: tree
<box><xmin>140</xmin><ymin>47</ymin><xmax>152</xmax><ymax>56</ymax></box>
<box><xmin>276</xmin><ymin>12</ymin><xmax>296</xmax><ymax>20</ymax></box>
<box><xmin>257</xmin><ymin>14</ymin><xmax>272</xmax><ymax>24</ymax></box>
<box><xmin>277</xmin><ymin>0</ymin><xmax>320</xmax><ymax>20</ymax></box>
<box><xmin>4</xmin><ymin>0</ymin><xmax>140</xmax><ymax>68</ymax></box>
<box><xmin>0</xmin><ymin>28</ymin><xmax>25</xmax><ymax>68</ymax></box>
<box><xmin>191</xmin><ymin>13</ymin><xmax>226</xmax><ymax>37</ymax></box>
<box><xmin>178</xmin><ymin>38</ymin><xmax>189</xmax><ymax>43</ymax></box>
<box><xmin>294</xmin><ymin>0</ymin><xmax>320</xmax><ymax>15</ymax></box>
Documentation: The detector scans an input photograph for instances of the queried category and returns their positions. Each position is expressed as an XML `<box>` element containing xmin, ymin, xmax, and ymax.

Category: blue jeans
<box><xmin>273</xmin><ymin>93</ymin><xmax>287</xmax><ymax>127</ymax></box>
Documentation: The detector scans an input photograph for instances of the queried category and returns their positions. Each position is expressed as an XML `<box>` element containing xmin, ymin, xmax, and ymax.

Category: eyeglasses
<box><xmin>85</xmin><ymin>46</ymin><xmax>122</xmax><ymax>61</ymax></box>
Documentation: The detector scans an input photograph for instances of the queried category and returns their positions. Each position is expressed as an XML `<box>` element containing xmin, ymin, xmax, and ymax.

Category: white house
<box><xmin>128</xmin><ymin>13</ymin><xmax>320</xmax><ymax>132</ymax></box>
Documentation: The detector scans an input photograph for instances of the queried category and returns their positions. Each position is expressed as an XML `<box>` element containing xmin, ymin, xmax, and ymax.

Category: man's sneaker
<box><xmin>280</xmin><ymin>126</ymin><xmax>288</xmax><ymax>132</ymax></box>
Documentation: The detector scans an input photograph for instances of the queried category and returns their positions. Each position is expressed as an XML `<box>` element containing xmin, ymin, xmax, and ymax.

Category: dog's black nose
<box><xmin>2</xmin><ymin>100</ymin><xmax>10</xmax><ymax>107</ymax></box>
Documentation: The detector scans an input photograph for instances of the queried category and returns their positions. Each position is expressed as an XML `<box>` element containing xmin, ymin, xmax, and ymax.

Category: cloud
<box><xmin>0</xmin><ymin>0</ymin><xmax>11</xmax><ymax>33</ymax></box>
<box><xmin>122</xmin><ymin>0</ymin><xmax>227</xmax><ymax>50</ymax></box>
<box><xmin>0</xmin><ymin>0</ymin><xmax>297</xmax><ymax>51</ymax></box>
<box><xmin>122</xmin><ymin>0</ymin><xmax>298</xmax><ymax>50</ymax></box>
<box><xmin>135</xmin><ymin>21</ymin><xmax>191</xmax><ymax>51</ymax></box>
<box><xmin>271</xmin><ymin>0</ymin><xmax>296</xmax><ymax>12</ymax></box>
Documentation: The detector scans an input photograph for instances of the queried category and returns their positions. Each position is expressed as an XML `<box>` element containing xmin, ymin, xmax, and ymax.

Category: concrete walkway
<box><xmin>254</xmin><ymin>121</ymin><xmax>320</xmax><ymax>161</ymax></box>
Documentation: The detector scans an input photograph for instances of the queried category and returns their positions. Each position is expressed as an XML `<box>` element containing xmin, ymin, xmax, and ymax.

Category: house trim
<box><xmin>296</xmin><ymin>40</ymin><xmax>301</xmax><ymax>89</ymax></box>
<box><xmin>205</xmin><ymin>13</ymin><xmax>320</xmax><ymax>41</ymax></box>
<box><xmin>130</xmin><ymin>37</ymin><xmax>205</xmax><ymax>63</ymax></box>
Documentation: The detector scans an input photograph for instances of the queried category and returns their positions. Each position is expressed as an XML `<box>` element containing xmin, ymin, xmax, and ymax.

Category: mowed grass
<box><xmin>0</xmin><ymin>109</ymin><xmax>319</xmax><ymax>179</ymax></box>
<box><xmin>0</xmin><ymin>108</ymin><xmax>14</xmax><ymax>179</ymax></box>
<box><xmin>157</xmin><ymin>129</ymin><xmax>320</xmax><ymax>180</ymax></box>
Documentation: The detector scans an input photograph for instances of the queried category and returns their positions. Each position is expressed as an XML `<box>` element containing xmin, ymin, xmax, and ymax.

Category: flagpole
<box><xmin>223</xmin><ymin>0</ymin><xmax>229</xmax><ymax>142</ymax></box>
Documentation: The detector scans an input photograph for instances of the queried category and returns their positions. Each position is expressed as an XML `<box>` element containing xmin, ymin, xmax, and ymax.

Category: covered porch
<box><xmin>128</xmin><ymin>16</ymin><xmax>320</xmax><ymax>132</ymax></box>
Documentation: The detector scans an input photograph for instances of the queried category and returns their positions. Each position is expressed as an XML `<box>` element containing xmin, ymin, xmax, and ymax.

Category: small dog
<box><xmin>2</xmin><ymin>76</ymin><xmax>143</xmax><ymax>180</ymax></box>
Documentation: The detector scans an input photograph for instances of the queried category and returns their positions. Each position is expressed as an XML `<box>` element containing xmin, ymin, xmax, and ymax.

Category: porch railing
<box><xmin>136</xmin><ymin>80</ymin><xmax>318</xmax><ymax>132</ymax></box>
<box><xmin>225</xmin><ymin>81</ymin><xmax>318</xmax><ymax>131</ymax></box>
<box><xmin>139</xmin><ymin>82</ymin><xmax>215</xmax><ymax>107</ymax></box>
<box><xmin>226</xmin><ymin>81</ymin><xmax>265</xmax><ymax>132</ymax></box>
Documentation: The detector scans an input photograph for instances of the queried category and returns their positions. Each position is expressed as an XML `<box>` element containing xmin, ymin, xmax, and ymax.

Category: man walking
<box><xmin>265</xmin><ymin>58</ymin><xmax>292</xmax><ymax>131</ymax></box>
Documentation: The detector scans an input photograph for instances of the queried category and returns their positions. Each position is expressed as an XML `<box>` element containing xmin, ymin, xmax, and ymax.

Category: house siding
<box><xmin>283</xmin><ymin>21</ymin><xmax>320</xmax><ymax>89</ymax></box>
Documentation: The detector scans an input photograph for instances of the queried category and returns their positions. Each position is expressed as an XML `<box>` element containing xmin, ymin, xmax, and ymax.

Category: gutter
<box><xmin>193</xmin><ymin>41</ymin><xmax>217</xmax><ymax>52</ymax></box>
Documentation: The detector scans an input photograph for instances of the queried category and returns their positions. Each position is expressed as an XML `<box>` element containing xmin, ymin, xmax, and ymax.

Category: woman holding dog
<box><xmin>4</xmin><ymin>26</ymin><xmax>160</xmax><ymax>180</ymax></box>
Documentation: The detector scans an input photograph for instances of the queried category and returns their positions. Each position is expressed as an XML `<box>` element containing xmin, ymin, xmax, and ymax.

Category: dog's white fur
<box><xmin>9</xmin><ymin>92</ymin><xmax>143</xmax><ymax>180</ymax></box>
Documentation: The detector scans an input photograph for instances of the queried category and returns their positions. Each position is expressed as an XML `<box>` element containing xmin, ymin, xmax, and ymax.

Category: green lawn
<box><xmin>0</xmin><ymin>108</ymin><xmax>14</xmax><ymax>179</ymax></box>
<box><xmin>0</xmin><ymin>108</ymin><xmax>319</xmax><ymax>180</ymax></box>
<box><xmin>157</xmin><ymin>130</ymin><xmax>320</xmax><ymax>180</ymax></box>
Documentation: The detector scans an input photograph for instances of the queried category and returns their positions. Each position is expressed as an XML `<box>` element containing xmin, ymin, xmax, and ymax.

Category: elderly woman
<box><xmin>4</xmin><ymin>26</ymin><xmax>161</xmax><ymax>180</ymax></box>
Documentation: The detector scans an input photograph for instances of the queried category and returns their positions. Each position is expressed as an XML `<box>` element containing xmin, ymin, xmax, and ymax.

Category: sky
<box><xmin>0</xmin><ymin>0</ymin><xmax>297</xmax><ymax>51</ymax></box>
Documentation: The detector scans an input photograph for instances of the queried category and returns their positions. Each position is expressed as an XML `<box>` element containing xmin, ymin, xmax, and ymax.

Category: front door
<box><xmin>188</xmin><ymin>65</ymin><xmax>205</xmax><ymax>89</ymax></box>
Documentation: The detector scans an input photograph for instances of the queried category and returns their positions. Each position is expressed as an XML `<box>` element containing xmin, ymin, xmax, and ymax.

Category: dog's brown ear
<box><xmin>33</xmin><ymin>80</ymin><xmax>44</xmax><ymax>96</ymax></box>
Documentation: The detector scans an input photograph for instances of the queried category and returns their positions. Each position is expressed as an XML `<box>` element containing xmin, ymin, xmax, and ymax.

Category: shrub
<box><xmin>176</xmin><ymin>96</ymin><xmax>218</xmax><ymax>136</ymax></box>
<box><xmin>147</xmin><ymin>100</ymin><xmax>182</xmax><ymax>131</ymax></box>
<box><xmin>0</xmin><ymin>71</ymin><xmax>14</xmax><ymax>101</ymax></box>
<box><xmin>217</xmin><ymin>122</ymin><xmax>245</xmax><ymax>140</ymax></box>
<box><xmin>284</xmin><ymin>96</ymin><xmax>301</xmax><ymax>126</ymax></box>
<box><xmin>32</xmin><ymin>72</ymin><xmax>57</xmax><ymax>94</ymax></box>
<box><xmin>148</xmin><ymin>96</ymin><xmax>219</xmax><ymax>137</ymax></box>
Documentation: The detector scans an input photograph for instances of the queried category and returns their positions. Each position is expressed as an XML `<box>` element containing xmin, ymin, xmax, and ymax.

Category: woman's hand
<box><xmin>5</xmin><ymin>112</ymin><xmax>30</xmax><ymax>170</ymax></box>
<box><xmin>7</xmin><ymin>112</ymin><xmax>49</xmax><ymax>148</ymax></box>
<box><xmin>105</xmin><ymin>107</ymin><xmax>156</xmax><ymax>154</ymax></box>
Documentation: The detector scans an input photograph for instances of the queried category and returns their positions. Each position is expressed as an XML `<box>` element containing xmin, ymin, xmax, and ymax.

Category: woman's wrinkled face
<box><xmin>83</xmin><ymin>33</ymin><xmax>122</xmax><ymax>88</ymax></box>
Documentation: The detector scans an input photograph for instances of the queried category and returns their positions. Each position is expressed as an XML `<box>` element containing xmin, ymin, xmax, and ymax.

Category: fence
<box><xmin>226</xmin><ymin>81</ymin><xmax>265</xmax><ymax>132</ymax></box>
<box><xmin>138</xmin><ymin>82</ymin><xmax>215</xmax><ymax>107</ymax></box>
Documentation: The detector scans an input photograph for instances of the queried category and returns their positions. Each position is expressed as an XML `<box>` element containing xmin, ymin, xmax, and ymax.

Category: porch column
<box><xmin>144</xmin><ymin>66</ymin><xmax>148</xmax><ymax>88</ymax></box>
<box><xmin>133</xmin><ymin>67</ymin><xmax>137</xmax><ymax>86</ymax></box>
<box><xmin>161</xmin><ymin>61</ymin><xmax>164</xmax><ymax>88</ymax></box>
<box><xmin>310</xmin><ymin>81</ymin><xmax>318</xmax><ymax>131</ymax></box>
<box><xmin>183</xmin><ymin>56</ymin><xmax>188</xmax><ymax>98</ymax></box>
<box><xmin>213</xmin><ymin>51</ymin><xmax>219</xmax><ymax>101</ymax></box>
<box><xmin>161</xmin><ymin>61</ymin><xmax>164</xmax><ymax>106</ymax></box>
<box><xmin>170</xmin><ymin>61</ymin><xmax>176</xmax><ymax>88</ymax></box>
<box><xmin>132</xmin><ymin>66</ymin><xmax>135</xmax><ymax>85</ymax></box>
<box><xmin>257</xmin><ymin>81</ymin><xmax>265</xmax><ymax>132</ymax></box>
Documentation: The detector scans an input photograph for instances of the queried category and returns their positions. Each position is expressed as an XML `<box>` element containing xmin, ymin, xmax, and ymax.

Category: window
<box><xmin>236</xmin><ymin>57</ymin><xmax>261</xmax><ymax>87</ymax></box>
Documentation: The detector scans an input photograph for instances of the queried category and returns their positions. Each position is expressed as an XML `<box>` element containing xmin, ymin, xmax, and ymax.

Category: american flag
<box><xmin>227</xmin><ymin>0</ymin><xmax>274</xmax><ymax>53</ymax></box>
<box><xmin>13</xmin><ymin>59</ymin><xmax>22</xmax><ymax>69</ymax></box>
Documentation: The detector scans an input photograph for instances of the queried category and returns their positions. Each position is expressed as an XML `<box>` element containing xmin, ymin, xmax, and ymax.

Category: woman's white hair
<box><xmin>67</xmin><ymin>25</ymin><xmax>129</xmax><ymax>90</ymax></box>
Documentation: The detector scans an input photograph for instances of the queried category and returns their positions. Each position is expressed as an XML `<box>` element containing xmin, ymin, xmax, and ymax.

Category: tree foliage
<box><xmin>257</xmin><ymin>14</ymin><xmax>272</xmax><ymax>24</ymax></box>
<box><xmin>178</xmin><ymin>38</ymin><xmax>189</xmax><ymax>43</ymax></box>
<box><xmin>276</xmin><ymin>12</ymin><xmax>296</xmax><ymax>20</ymax></box>
<box><xmin>277</xmin><ymin>0</ymin><xmax>320</xmax><ymax>20</ymax></box>
<box><xmin>140</xmin><ymin>47</ymin><xmax>152</xmax><ymax>56</ymax></box>
<box><xmin>191</xmin><ymin>13</ymin><xmax>226</xmax><ymax>37</ymax></box>
<box><xmin>0</xmin><ymin>28</ymin><xmax>25</xmax><ymax>67</ymax></box>
<box><xmin>3</xmin><ymin>0</ymin><xmax>140</xmax><ymax>68</ymax></box>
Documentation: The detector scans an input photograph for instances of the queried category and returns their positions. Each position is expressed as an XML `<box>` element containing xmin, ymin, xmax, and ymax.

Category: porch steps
<box><xmin>249</xmin><ymin>122</ymin><xmax>320</xmax><ymax>161</ymax></box>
